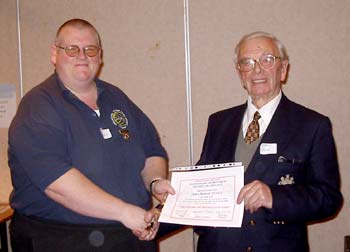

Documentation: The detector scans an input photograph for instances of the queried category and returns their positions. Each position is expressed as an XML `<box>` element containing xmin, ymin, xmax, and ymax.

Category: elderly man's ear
<box><xmin>280</xmin><ymin>60</ymin><xmax>289</xmax><ymax>82</ymax></box>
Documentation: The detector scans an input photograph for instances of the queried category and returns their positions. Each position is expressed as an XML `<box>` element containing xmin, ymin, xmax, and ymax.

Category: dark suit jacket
<box><xmin>195</xmin><ymin>94</ymin><xmax>343</xmax><ymax>252</ymax></box>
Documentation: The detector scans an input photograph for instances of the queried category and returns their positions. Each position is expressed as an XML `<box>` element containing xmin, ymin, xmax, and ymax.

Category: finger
<box><xmin>139</xmin><ymin>228</ymin><xmax>155</xmax><ymax>241</ymax></box>
<box><xmin>144</xmin><ymin>210</ymin><xmax>155</xmax><ymax>223</ymax></box>
<box><xmin>166</xmin><ymin>183</ymin><xmax>176</xmax><ymax>195</ymax></box>
<box><xmin>237</xmin><ymin>187</ymin><xmax>247</xmax><ymax>204</ymax></box>
<box><xmin>238</xmin><ymin>186</ymin><xmax>255</xmax><ymax>205</ymax></box>
<box><xmin>139</xmin><ymin>227</ymin><xmax>153</xmax><ymax>240</ymax></box>
<box><xmin>146</xmin><ymin>217</ymin><xmax>159</xmax><ymax>232</ymax></box>
<box><xmin>142</xmin><ymin>219</ymin><xmax>159</xmax><ymax>241</ymax></box>
<box><xmin>133</xmin><ymin>229</ymin><xmax>147</xmax><ymax>239</ymax></box>
<box><xmin>150</xmin><ymin>221</ymin><xmax>159</xmax><ymax>232</ymax></box>
<box><xmin>237</xmin><ymin>181</ymin><xmax>258</xmax><ymax>204</ymax></box>
<box><xmin>147</xmin><ymin>231</ymin><xmax>156</xmax><ymax>240</ymax></box>
<box><xmin>132</xmin><ymin>230</ymin><xmax>141</xmax><ymax>237</ymax></box>
<box><xmin>154</xmin><ymin>181</ymin><xmax>176</xmax><ymax>196</ymax></box>
<box><xmin>244</xmin><ymin>183</ymin><xmax>270</xmax><ymax>212</ymax></box>
<box><xmin>246</xmin><ymin>194</ymin><xmax>261</xmax><ymax>213</ymax></box>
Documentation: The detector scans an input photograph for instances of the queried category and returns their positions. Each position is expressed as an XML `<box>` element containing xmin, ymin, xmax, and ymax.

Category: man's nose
<box><xmin>253</xmin><ymin>60</ymin><xmax>262</xmax><ymax>73</ymax></box>
<box><xmin>76</xmin><ymin>49</ymin><xmax>88</xmax><ymax>59</ymax></box>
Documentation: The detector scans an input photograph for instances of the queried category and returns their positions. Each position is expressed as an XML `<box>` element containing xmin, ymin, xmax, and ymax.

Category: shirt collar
<box><xmin>54</xmin><ymin>72</ymin><xmax>105</xmax><ymax>97</ymax></box>
<box><xmin>243</xmin><ymin>91</ymin><xmax>282</xmax><ymax>137</ymax></box>
<box><xmin>246</xmin><ymin>91</ymin><xmax>282</xmax><ymax>122</ymax></box>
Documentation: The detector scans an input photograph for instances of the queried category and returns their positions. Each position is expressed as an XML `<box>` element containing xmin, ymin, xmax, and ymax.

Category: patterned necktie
<box><xmin>244</xmin><ymin>111</ymin><xmax>261</xmax><ymax>144</ymax></box>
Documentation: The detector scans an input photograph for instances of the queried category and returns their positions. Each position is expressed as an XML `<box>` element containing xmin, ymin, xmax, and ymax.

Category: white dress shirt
<box><xmin>242</xmin><ymin>91</ymin><xmax>282</xmax><ymax>138</ymax></box>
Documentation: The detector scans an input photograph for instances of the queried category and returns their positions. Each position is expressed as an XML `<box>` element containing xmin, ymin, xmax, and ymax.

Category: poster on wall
<box><xmin>0</xmin><ymin>84</ymin><xmax>16</xmax><ymax>128</ymax></box>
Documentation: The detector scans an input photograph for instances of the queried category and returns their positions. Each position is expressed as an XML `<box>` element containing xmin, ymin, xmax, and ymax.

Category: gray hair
<box><xmin>233</xmin><ymin>31</ymin><xmax>289</xmax><ymax>63</ymax></box>
<box><xmin>55</xmin><ymin>19</ymin><xmax>101</xmax><ymax>47</ymax></box>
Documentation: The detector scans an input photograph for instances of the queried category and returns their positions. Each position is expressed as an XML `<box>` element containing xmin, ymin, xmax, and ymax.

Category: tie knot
<box><xmin>253</xmin><ymin>111</ymin><xmax>261</xmax><ymax>121</ymax></box>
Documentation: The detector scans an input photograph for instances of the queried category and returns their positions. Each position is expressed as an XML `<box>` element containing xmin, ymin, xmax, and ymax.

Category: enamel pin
<box><xmin>119</xmin><ymin>129</ymin><xmax>130</xmax><ymax>140</ymax></box>
<box><xmin>277</xmin><ymin>174</ymin><xmax>295</xmax><ymax>185</ymax></box>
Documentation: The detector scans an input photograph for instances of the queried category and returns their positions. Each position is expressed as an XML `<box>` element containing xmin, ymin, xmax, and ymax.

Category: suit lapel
<box><xmin>261</xmin><ymin>95</ymin><xmax>295</xmax><ymax>149</ymax></box>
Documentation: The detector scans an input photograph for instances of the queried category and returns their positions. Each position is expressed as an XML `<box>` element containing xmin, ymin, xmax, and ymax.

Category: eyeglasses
<box><xmin>56</xmin><ymin>45</ymin><xmax>100</xmax><ymax>57</ymax></box>
<box><xmin>237</xmin><ymin>54</ymin><xmax>281</xmax><ymax>72</ymax></box>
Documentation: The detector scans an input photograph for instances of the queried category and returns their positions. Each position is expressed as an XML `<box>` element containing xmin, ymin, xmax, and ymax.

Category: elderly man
<box><xmin>8</xmin><ymin>19</ymin><xmax>174</xmax><ymax>252</ymax></box>
<box><xmin>195</xmin><ymin>31</ymin><xmax>342</xmax><ymax>252</ymax></box>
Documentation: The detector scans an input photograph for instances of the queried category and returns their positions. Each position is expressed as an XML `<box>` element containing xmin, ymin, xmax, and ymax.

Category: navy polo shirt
<box><xmin>8</xmin><ymin>73</ymin><xmax>167</xmax><ymax>224</ymax></box>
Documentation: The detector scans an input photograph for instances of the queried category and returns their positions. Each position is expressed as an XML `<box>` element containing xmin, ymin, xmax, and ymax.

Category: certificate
<box><xmin>159</xmin><ymin>162</ymin><xmax>244</xmax><ymax>227</ymax></box>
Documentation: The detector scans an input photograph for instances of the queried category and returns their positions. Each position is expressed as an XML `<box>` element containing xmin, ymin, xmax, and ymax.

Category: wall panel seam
<box><xmin>184</xmin><ymin>1</ymin><xmax>196</xmax><ymax>251</ymax></box>
<box><xmin>16</xmin><ymin>0</ymin><xmax>23</xmax><ymax>98</ymax></box>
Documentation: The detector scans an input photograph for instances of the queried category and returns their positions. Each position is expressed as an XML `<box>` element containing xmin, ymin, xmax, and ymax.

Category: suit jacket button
<box><xmin>246</xmin><ymin>246</ymin><xmax>253</xmax><ymax>252</ymax></box>
<box><xmin>248</xmin><ymin>219</ymin><xmax>256</xmax><ymax>226</ymax></box>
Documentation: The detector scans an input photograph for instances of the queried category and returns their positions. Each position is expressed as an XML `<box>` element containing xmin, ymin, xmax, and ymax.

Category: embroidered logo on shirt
<box><xmin>111</xmin><ymin>110</ymin><xmax>130</xmax><ymax>140</ymax></box>
<box><xmin>277</xmin><ymin>174</ymin><xmax>295</xmax><ymax>185</ymax></box>
<box><xmin>111</xmin><ymin>110</ymin><xmax>128</xmax><ymax>129</ymax></box>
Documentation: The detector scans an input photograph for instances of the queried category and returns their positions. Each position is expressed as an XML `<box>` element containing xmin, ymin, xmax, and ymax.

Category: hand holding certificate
<box><xmin>158</xmin><ymin>162</ymin><xmax>244</xmax><ymax>227</ymax></box>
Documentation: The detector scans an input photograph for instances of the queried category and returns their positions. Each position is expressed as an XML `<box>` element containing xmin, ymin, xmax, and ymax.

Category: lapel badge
<box><xmin>111</xmin><ymin>109</ymin><xmax>130</xmax><ymax>140</ymax></box>
<box><xmin>277</xmin><ymin>174</ymin><xmax>295</xmax><ymax>185</ymax></box>
<box><xmin>119</xmin><ymin>129</ymin><xmax>130</xmax><ymax>140</ymax></box>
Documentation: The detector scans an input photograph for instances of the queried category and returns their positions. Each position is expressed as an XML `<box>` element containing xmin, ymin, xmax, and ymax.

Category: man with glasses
<box><xmin>195</xmin><ymin>31</ymin><xmax>342</xmax><ymax>252</ymax></box>
<box><xmin>8</xmin><ymin>19</ymin><xmax>174</xmax><ymax>252</ymax></box>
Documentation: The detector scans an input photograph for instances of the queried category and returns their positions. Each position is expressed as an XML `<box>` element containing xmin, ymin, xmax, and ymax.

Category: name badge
<box><xmin>100</xmin><ymin>128</ymin><xmax>112</xmax><ymax>139</ymax></box>
<box><xmin>260</xmin><ymin>143</ymin><xmax>277</xmax><ymax>155</ymax></box>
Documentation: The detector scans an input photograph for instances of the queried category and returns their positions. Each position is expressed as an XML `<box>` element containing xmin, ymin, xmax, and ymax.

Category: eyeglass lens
<box><xmin>238</xmin><ymin>55</ymin><xmax>277</xmax><ymax>72</ymax></box>
<box><xmin>58</xmin><ymin>45</ymin><xmax>99</xmax><ymax>57</ymax></box>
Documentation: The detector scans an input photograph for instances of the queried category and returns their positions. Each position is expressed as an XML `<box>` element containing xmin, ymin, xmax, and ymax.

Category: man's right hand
<box><xmin>133</xmin><ymin>208</ymin><xmax>160</xmax><ymax>241</ymax></box>
<box><xmin>119</xmin><ymin>203</ymin><xmax>150</xmax><ymax>233</ymax></box>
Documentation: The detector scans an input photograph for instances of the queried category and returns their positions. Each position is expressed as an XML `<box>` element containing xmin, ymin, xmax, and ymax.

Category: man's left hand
<box><xmin>151</xmin><ymin>179</ymin><xmax>175</xmax><ymax>203</ymax></box>
<box><xmin>237</xmin><ymin>180</ymin><xmax>273</xmax><ymax>213</ymax></box>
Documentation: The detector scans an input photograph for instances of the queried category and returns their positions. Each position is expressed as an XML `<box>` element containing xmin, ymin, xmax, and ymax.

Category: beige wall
<box><xmin>1</xmin><ymin>1</ymin><xmax>349</xmax><ymax>251</ymax></box>
<box><xmin>0</xmin><ymin>0</ymin><xmax>19</xmax><ymax>203</ymax></box>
